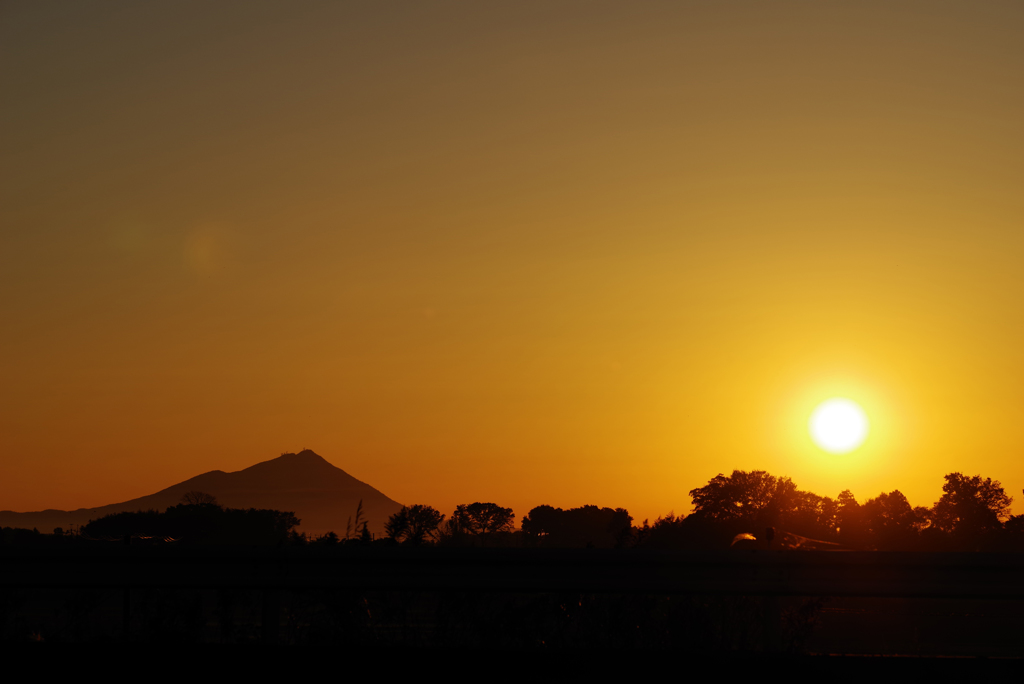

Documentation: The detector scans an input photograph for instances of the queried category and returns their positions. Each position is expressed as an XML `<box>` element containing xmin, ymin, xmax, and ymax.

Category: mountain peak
<box><xmin>253</xmin><ymin>450</ymin><xmax>333</xmax><ymax>472</ymax></box>
<box><xmin>278</xmin><ymin>449</ymin><xmax>328</xmax><ymax>462</ymax></box>
<box><xmin>0</xmin><ymin>450</ymin><xmax>404</xmax><ymax>536</ymax></box>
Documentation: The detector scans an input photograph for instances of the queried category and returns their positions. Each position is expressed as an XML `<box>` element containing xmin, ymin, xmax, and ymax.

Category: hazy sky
<box><xmin>4</xmin><ymin>1</ymin><xmax>1024</xmax><ymax>524</ymax></box>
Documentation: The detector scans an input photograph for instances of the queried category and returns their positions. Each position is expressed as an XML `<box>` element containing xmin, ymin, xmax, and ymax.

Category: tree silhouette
<box><xmin>861</xmin><ymin>490</ymin><xmax>921</xmax><ymax>550</ymax></box>
<box><xmin>931</xmin><ymin>473</ymin><xmax>1012</xmax><ymax>538</ymax></box>
<box><xmin>689</xmin><ymin>471</ymin><xmax>775</xmax><ymax>520</ymax></box>
<box><xmin>385</xmin><ymin>504</ymin><xmax>444</xmax><ymax>544</ymax></box>
<box><xmin>450</xmin><ymin>502</ymin><xmax>515</xmax><ymax>535</ymax></box>
<box><xmin>786</xmin><ymin>490</ymin><xmax>839</xmax><ymax>540</ymax></box>
<box><xmin>521</xmin><ymin>505</ymin><xmax>632</xmax><ymax>548</ymax></box>
<box><xmin>834</xmin><ymin>490</ymin><xmax>869</xmax><ymax>548</ymax></box>
<box><xmin>689</xmin><ymin>470</ymin><xmax>800</xmax><ymax>528</ymax></box>
<box><xmin>384</xmin><ymin>507</ymin><xmax>409</xmax><ymax>541</ymax></box>
<box><xmin>82</xmin><ymin>504</ymin><xmax>299</xmax><ymax>545</ymax></box>
<box><xmin>181</xmin><ymin>491</ymin><xmax>218</xmax><ymax>506</ymax></box>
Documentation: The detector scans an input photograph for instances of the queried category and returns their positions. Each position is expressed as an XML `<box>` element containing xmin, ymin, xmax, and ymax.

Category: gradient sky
<box><xmin>4</xmin><ymin>1</ymin><xmax>1024</xmax><ymax>525</ymax></box>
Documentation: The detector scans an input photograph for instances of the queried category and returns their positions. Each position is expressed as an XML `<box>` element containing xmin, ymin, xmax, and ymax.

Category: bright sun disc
<box><xmin>809</xmin><ymin>398</ymin><xmax>868</xmax><ymax>454</ymax></box>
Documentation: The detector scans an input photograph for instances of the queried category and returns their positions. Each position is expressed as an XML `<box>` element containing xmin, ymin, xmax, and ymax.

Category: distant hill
<box><xmin>0</xmin><ymin>450</ymin><xmax>404</xmax><ymax>537</ymax></box>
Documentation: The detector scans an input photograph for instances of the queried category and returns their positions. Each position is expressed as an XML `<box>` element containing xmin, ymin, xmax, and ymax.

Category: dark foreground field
<box><xmin>3</xmin><ymin>547</ymin><xmax>1024</xmax><ymax>659</ymax></box>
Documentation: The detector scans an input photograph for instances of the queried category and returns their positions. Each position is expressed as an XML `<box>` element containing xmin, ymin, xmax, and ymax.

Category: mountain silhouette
<box><xmin>0</xmin><ymin>450</ymin><xmax>403</xmax><ymax>537</ymax></box>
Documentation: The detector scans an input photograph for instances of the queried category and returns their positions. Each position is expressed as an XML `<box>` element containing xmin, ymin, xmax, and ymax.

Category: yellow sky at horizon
<box><xmin>3</xmin><ymin>1</ymin><xmax>1024</xmax><ymax>525</ymax></box>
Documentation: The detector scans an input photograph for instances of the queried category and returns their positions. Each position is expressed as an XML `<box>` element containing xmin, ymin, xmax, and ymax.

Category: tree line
<box><xmin>664</xmin><ymin>469</ymin><xmax>1021</xmax><ymax>551</ymax></box>
<box><xmin>371</xmin><ymin>469</ymin><xmax>1024</xmax><ymax>552</ymax></box>
<box><xmin>6</xmin><ymin>470</ymin><xmax>1023</xmax><ymax>551</ymax></box>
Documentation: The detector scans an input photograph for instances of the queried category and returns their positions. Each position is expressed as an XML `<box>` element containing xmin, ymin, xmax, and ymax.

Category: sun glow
<box><xmin>809</xmin><ymin>398</ymin><xmax>869</xmax><ymax>454</ymax></box>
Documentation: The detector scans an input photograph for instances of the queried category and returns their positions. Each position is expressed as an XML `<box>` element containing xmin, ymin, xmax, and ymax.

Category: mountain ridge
<box><xmin>0</xmin><ymin>450</ymin><xmax>404</xmax><ymax>537</ymax></box>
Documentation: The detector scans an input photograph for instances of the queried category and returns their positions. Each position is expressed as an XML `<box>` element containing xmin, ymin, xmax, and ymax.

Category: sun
<box><xmin>809</xmin><ymin>398</ymin><xmax>869</xmax><ymax>454</ymax></box>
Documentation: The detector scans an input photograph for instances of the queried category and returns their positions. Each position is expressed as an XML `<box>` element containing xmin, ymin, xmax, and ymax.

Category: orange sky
<box><xmin>4</xmin><ymin>2</ymin><xmax>1024</xmax><ymax>526</ymax></box>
